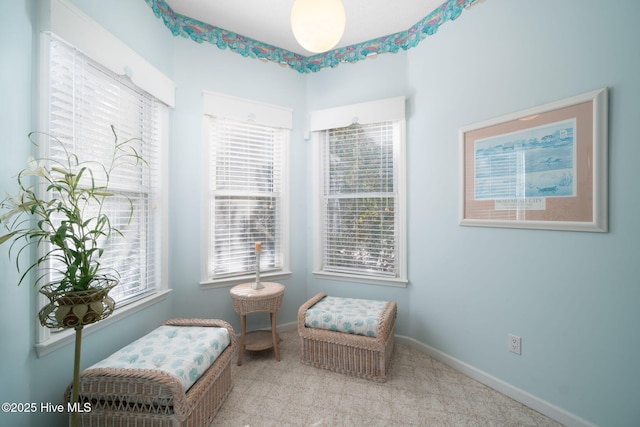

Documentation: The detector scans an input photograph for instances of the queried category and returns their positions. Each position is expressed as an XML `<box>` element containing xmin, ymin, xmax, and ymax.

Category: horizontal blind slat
<box><xmin>46</xmin><ymin>36</ymin><xmax>165</xmax><ymax>306</ymax></box>
<box><xmin>207</xmin><ymin>116</ymin><xmax>283</xmax><ymax>278</ymax></box>
<box><xmin>320</xmin><ymin>122</ymin><xmax>398</xmax><ymax>277</ymax></box>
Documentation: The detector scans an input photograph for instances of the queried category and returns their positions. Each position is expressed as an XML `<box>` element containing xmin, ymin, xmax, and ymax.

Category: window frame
<box><xmin>311</xmin><ymin>97</ymin><xmax>408</xmax><ymax>287</ymax></box>
<box><xmin>200</xmin><ymin>92</ymin><xmax>292</xmax><ymax>288</ymax></box>
<box><xmin>35</xmin><ymin>1</ymin><xmax>173</xmax><ymax>356</ymax></box>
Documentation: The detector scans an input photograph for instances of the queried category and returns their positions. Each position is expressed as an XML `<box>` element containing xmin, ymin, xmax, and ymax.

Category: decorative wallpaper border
<box><xmin>145</xmin><ymin>0</ymin><xmax>477</xmax><ymax>73</ymax></box>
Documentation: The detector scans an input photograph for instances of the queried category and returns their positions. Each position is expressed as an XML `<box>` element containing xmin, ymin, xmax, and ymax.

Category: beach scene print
<box><xmin>474</xmin><ymin>118</ymin><xmax>576</xmax><ymax>200</ymax></box>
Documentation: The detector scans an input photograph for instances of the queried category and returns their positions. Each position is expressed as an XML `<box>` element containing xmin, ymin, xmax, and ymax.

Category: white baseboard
<box><xmin>395</xmin><ymin>334</ymin><xmax>598</xmax><ymax>427</ymax></box>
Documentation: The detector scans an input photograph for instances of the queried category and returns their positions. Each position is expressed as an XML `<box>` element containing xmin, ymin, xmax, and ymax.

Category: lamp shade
<box><xmin>290</xmin><ymin>0</ymin><xmax>346</xmax><ymax>53</ymax></box>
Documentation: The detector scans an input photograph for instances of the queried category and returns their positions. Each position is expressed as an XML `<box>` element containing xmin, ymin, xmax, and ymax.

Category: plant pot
<box><xmin>38</xmin><ymin>278</ymin><xmax>117</xmax><ymax>329</ymax></box>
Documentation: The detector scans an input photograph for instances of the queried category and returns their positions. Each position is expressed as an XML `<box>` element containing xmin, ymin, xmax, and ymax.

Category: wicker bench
<box><xmin>64</xmin><ymin>318</ymin><xmax>236</xmax><ymax>427</ymax></box>
<box><xmin>297</xmin><ymin>293</ymin><xmax>397</xmax><ymax>382</ymax></box>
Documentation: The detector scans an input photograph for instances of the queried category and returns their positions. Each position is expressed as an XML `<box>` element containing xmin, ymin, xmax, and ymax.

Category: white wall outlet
<box><xmin>508</xmin><ymin>334</ymin><xmax>521</xmax><ymax>355</ymax></box>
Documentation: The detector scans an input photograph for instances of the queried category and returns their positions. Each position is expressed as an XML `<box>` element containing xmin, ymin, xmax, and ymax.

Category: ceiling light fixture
<box><xmin>290</xmin><ymin>0</ymin><xmax>346</xmax><ymax>54</ymax></box>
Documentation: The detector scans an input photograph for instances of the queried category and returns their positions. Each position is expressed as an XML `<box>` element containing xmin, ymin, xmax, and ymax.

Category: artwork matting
<box><xmin>459</xmin><ymin>88</ymin><xmax>608</xmax><ymax>232</ymax></box>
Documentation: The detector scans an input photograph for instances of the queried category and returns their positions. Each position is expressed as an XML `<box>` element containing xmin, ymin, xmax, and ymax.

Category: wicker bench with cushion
<box><xmin>64</xmin><ymin>318</ymin><xmax>236</xmax><ymax>427</ymax></box>
<box><xmin>297</xmin><ymin>293</ymin><xmax>397</xmax><ymax>382</ymax></box>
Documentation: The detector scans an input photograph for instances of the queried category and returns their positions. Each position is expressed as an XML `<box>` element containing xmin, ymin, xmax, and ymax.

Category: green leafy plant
<box><xmin>0</xmin><ymin>126</ymin><xmax>145</xmax><ymax>292</ymax></box>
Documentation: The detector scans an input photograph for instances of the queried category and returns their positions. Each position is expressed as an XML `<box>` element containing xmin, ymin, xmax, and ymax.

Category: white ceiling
<box><xmin>165</xmin><ymin>0</ymin><xmax>444</xmax><ymax>55</ymax></box>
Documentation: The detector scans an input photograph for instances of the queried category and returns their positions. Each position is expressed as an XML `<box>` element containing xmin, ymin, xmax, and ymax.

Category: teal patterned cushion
<box><xmin>304</xmin><ymin>296</ymin><xmax>387</xmax><ymax>337</ymax></box>
<box><xmin>89</xmin><ymin>325</ymin><xmax>230</xmax><ymax>391</ymax></box>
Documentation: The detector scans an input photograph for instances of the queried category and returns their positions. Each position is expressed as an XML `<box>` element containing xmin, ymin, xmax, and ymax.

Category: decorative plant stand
<box><xmin>38</xmin><ymin>278</ymin><xmax>117</xmax><ymax>427</ymax></box>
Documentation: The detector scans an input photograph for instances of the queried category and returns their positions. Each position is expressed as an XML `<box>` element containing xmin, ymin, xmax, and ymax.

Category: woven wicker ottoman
<box><xmin>297</xmin><ymin>293</ymin><xmax>397</xmax><ymax>382</ymax></box>
<box><xmin>64</xmin><ymin>318</ymin><xmax>236</xmax><ymax>427</ymax></box>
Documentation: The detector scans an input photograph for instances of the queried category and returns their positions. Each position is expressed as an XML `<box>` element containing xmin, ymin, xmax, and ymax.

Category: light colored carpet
<box><xmin>211</xmin><ymin>329</ymin><xmax>563</xmax><ymax>426</ymax></box>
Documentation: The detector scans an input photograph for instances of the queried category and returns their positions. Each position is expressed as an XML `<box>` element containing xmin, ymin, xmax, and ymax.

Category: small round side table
<box><xmin>229</xmin><ymin>282</ymin><xmax>285</xmax><ymax>366</ymax></box>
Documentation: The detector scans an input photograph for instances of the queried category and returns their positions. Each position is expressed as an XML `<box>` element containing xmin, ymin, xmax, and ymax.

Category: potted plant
<box><xmin>0</xmin><ymin>126</ymin><xmax>144</xmax><ymax>324</ymax></box>
<box><xmin>0</xmin><ymin>126</ymin><xmax>145</xmax><ymax>425</ymax></box>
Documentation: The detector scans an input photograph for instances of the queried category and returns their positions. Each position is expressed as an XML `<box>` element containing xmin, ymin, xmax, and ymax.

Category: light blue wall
<box><xmin>167</xmin><ymin>37</ymin><xmax>309</xmax><ymax>333</ymax></box>
<box><xmin>308</xmin><ymin>1</ymin><xmax>640</xmax><ymax>426</ymax></box>
<box><xmin>68</xmin><ymin>0</ymin><xmax>173</xmax><ymax>77</ymax></box>
<box><xmin>2</xmin><ymin>0</ymin><xmax>639</xmax><ymax>426</ymax></box>
<box><xmin>411</xmin><ymin>2</ymin><xmax>640</xmax><ymax>426</ymax></box>
<box><xmin>0</xmin><ymin>2</ymin><xmax>36</xmax><ymax>427</ymax></box>
<box><xmin>304</xmin><ymin>51</ymin><xmax>415</xmax><ymax>337</ymax></box>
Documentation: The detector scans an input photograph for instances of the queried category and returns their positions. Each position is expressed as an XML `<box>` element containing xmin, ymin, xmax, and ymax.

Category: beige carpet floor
<box><xmin>210</xmin><ymin>329</ymin><xmax>563</xmax><ymax>426</ymax></box>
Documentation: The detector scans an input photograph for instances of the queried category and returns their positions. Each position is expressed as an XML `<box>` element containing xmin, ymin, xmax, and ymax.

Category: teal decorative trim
<box><xmin>145</xmin><ymin>0</ymin><xmax>477</xmax><ymax>73</ymax></box>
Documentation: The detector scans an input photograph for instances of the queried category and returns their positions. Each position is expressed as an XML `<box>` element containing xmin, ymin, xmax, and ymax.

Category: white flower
<box><xmin>0</xmin><ymin>193</ymin><xmax>31</xmax><ymax>224</ymax></box>
<box><xmin>24</xmin><ymin>156</ymin><xmax>50</xmax><ymax>179</ymax></box>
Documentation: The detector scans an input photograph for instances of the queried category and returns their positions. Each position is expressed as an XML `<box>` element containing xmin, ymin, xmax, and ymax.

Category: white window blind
<box><xmin>206</xmin><ymin>117</ymin><xmax>285</xmax><ymax>280</ymax></box>
<box><xmin>45</xmin><ymin>34</ymin><xmax>165</xmax><ymax>305</ymax></box>
<box><xmin>319</xmin><ymin>122</ymin><xmax>400</xmax><ymax>278</ymax></box>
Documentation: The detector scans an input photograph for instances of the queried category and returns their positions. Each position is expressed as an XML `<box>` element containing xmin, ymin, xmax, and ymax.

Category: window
<box><xmin>312</xmin><ymin>97</ymin><xmax>407</xmax><ymax>286</ymax></box>
<box><xmin>37</xmin><ymin>16</ymin><xmax>172</xmax><ymax>355</ymax></box>
<box><xmin>43</xmin><ymin>35</ymin><xmax>166</xmax><ymax>305</ymax></box>
<box><xmin>202</xmin><ymin>93</ymin><xmax>291</xmax><ymax>286</ymax></box>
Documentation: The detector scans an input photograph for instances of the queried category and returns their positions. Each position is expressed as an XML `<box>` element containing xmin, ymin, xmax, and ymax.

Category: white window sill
<box><xmin>35</xmin><ymin>289</ymin><xmax>172</xmax><ymax>358</ymax></box>
<box><xmin>200</xmin><ymin>270</ymin><xmax>292</xmax><ymax>289</ymax></box>
<box><xmin>313</xmin><ymin>270</ymin><xmax>408</xmax><ymax>288</ymax></box>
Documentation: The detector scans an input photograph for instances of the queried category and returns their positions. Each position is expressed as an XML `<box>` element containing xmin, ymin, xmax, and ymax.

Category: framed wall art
<box><xmin>459</xmin><ymin>87</ymin><xmax>608</xmax><ymax>232</ymax></box>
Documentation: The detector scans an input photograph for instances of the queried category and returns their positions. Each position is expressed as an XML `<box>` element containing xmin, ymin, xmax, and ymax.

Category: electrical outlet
<box><xmin>508</xmin><ymin>334</ymin><xmax>521</xmax><ymax>355</ymax></box>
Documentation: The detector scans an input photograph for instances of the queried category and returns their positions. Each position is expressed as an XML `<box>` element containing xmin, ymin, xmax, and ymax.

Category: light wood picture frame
<box><xmin>459</xmin><ymin>88</ymin><xmax>608</xmax><ymax>232</ymax></box>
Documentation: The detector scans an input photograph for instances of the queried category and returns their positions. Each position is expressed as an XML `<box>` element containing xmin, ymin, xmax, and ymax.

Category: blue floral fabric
<box><xmin>304</xmin><ymin>296</ymin><xmax>387</xmax><ymax>337</ymax></box>
<box><xmin>89</xmin><ymin>325</ymin><xmax>230</xmax><ymax>390</ymax></box>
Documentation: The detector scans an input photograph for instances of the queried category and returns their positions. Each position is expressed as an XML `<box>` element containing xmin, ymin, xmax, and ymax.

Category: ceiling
<box><xmin>164</xmin><ymin>0</ymin><xmax>445</xmax><ymax>55</ymax></box>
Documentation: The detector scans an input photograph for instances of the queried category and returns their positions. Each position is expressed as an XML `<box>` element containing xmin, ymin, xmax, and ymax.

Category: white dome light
<box><xmin>290</xmin><ymin>0</ymin><xmax>346</xmax><ymax>53</ymax></box>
